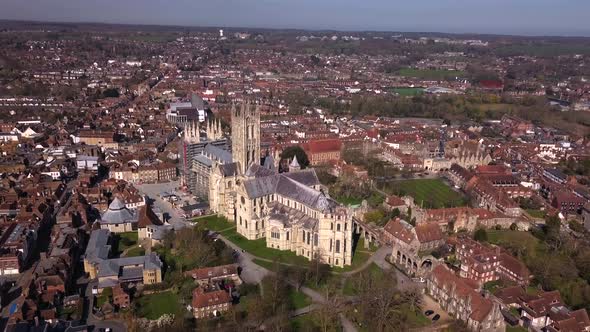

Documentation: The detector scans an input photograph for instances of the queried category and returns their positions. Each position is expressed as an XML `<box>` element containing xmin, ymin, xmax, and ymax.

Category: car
<box><xmin>424</xmin><ymin>310</ymin><xmax>434</xmax><ymax>316</ymax></box>
<box><xmin>432</xmin><ymin>314</ymin><xmax>440</xmax><ymax>321</ymax></box>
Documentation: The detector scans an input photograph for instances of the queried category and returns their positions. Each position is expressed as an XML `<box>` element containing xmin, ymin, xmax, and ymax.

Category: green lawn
<box><xmin>343</xmin><ymin>263</ymin><xmax>384</xmax><ymax>295</ymax></box>
<box><xmin>506</xmin><ymin>326</ymin><xmax>528</xmax><ymax>332</ymax></box>
<box><xmin>486</xmin><ymin>230</ymin><xmax>541</xmax><ymax>253</ymax></box>
<box><xmin>404</xmin><ymin>304</ymin><xmax>431</xmax><ymax>328</ymax></box>
<box><xmin>290</xmin><ymin>314</ymin><xmax>320</xmax><ymax>330</ymax></box>
<box><xmin>335</xmin><ymin>196</ymin><xmax>363</xmax><ymax>206</ymax></box>
<box><xmin>194</xmin><ymin>215</ymin><xmax>236</xmax><ymax>232</ymax></box>
<box><xmin>136</xmin><ymin>291</ymin><xmax>182</xmax><ymax>320</ymax></box>
<box><xmin>125</xmin><ymin>246</ymin><xmax>146</xmax><ymax>257</ymax></box>
<box><xmin>288</xmin><ymin>287</ymin><xmax>312</xmax><ymax>310</ymax></box>
<box><xmin>388</xmin><ymin>179</ymin><xmax>467</xmax><ymax>209</ymax></box>
<box><xmin>113</xmin><ymin>232</ymin><xmax>138</xmax><ymax>255</ymax></box>
<box><xmin>332</xmin><ymin>249</ymin><xmax>371</xmax><ymax>273</ymax></box>
<box><xmin>396</xmin><ymin>68</ymin><xmax>465</xmax><ymax>80</ymax></box>
<box><xmin>224</xmin><ymin>231</ymin><xmax>311</xmax><ymax>266</ymax></box>
<box><xmin>525</xmin><ymin>209</ymin><xmax>546</xmax><ymax>219</ymax></box>
<box><xmin>392</xmin><ymin>87</ymin><xmax>424</xmax><ymax>96</ymax></box>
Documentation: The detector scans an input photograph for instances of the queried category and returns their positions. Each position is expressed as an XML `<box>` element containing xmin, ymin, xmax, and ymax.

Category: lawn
<box><xmin>343</xmin><ymin>263</ymin><xmax>384</xmax><ymax>295</ymax></box>
<box><xmin>335</xmin><ymin>196</ymin><xmax>363</xmax><ymax>206</ymax></box>
<box><xmin>392</xmin><ymin>87</ymin><xmax>424</xmax><ymax>96</ymax></box>
<box><xmin>125</xmin><ymin>246</ymin><xmax>146</xmax><ymax>257</ymax></box>
<box><xmin>194</xmin><ymin>215</ymin><xmax>235</xmax><ymax>232</ymax></box>
<box><xmin>486</xmin><ymin>230</ymin><xmax>541</xmax><ymax>254</ymax></box>
<box><xmin>525</xmin><ymin>209</ymin><xmax>546</xmax><ymax>219</ymax></box>
<box><xmin>386</xmin><ymin>178</ymin><xmax>467</xmax><ymax>209</ymax></box>
<box><xmin>332</xmin><ymin>249</ymin><xmax>371</xmax><ymax>273</ymax></box>
<box><xmin>136</xmin><ymin>291</ymin><xmax>182</xmax><ymax>320</ymax></box>
<box><xmin>396</xmin><ymin>68</ymin><xmax>465</xmax><ymax>80</ymax></box>
<box><xmin>287</xmin><ymin>287</ymin><xmax>312</xmax><ymax>310</ymax></box>
<box><xmin>224</xmin><ymin>230</ymin><xmax>311</xmax><ymax>266</ymax></box>
<box><xmin>506</xmin><ymin>326</ymin><xmax>528</xmax><ymax>332</ymax></box>
<box><xmin>113</xmin><ymin>232</ymin><xmax>138</xmax><ymax>255</ymax></box>
<box><xmin>404</xmin><ymin>304</ymin><xmax>431</xmax><ymax>328</ymax></box>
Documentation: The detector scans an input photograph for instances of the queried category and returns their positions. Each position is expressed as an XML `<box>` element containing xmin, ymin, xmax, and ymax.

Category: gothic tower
<box><xmin>231</xmin><ymin>102</ymin><xmax>260</xmax><ymax>174</ymax></box>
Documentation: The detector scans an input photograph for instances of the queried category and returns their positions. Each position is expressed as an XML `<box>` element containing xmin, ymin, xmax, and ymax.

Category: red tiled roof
<box><xmin>302</xmin><ymin>139</ymin><xmax>342</xmax><ymax>154</ymax></box>
<box><xmin>192</xmin><ymin>289</ymin><xmax>231</xmax><ymax>309</ymax></box>
<box><xmin>415</xmin><ymin>223</ymin><xmax>444</xmax><ymax>243</ymax></box>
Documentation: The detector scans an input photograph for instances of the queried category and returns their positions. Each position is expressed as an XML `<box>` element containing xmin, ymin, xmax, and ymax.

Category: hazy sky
<box><xmin>1</xmin><ymin>0</ymin><xmax>590</xmax><ymax>36</ymax></box>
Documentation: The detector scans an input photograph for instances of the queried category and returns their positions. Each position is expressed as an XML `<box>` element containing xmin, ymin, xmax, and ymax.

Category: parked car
<box><xmin>432</xmin><ymin>314</ymin><xmax>440</xmax><ymax>321</ymax></box>
<box><xmin>424</xmin><ymin>310</ymin><xmax>434</xmax><ymax>316</ymax></box>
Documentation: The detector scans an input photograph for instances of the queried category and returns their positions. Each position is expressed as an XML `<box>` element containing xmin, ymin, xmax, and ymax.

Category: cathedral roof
<box><xmin>242</xmin><ymin>169</ymin><xmax>333</xmax><ymax>212</ymax></box>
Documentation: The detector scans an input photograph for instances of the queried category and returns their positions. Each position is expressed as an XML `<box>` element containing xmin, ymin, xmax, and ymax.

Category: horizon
<box><xmin>1</xmin><ymin>0</ymin><xmax>590</xmax><ymax>37</ymax></box>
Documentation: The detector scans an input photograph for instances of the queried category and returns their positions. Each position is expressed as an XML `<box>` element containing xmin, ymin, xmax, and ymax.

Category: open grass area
<box><xmin>195</xmin><ymin>215</ymin><xmax>236</xmax><ymax>232</ymax></box>
<box><xmin>392</xmin><ymin>87</ymin><xmax>424</xmax><ymax>96</ymax></box>
<box><xmin>404</xmin><ymin>304</ymin><xmax>431</xmax><ymax>328</ymax></box>
<box><xmin>136</xmin><ymin>291</ymin><xmax>181</xmax><ymax>320</ymax></box>
<box><xmin>225</xmin><ymin>231</ymin><xmax>311</xmax><ymax>266</ymax></box>
<box><xmin>486</xmin><ymin>230</ymin><xmax>541</xmax><ymax>253</ymax></box>
<box><xmin>125</xmin><ymin>246</ymin><xmax>146</xmax><ymax>257</ymax></box>
<box><xmin>525</xmin><ymin>209</ymin><xmax>546</xmax><ymax>219</ymax></box>
<box><xmin>386</xmin><ymin>178</ymin><xmax>467</xmax><ymax>209</ymax></box>
<box><xmin>335</xmin><ymin>196</ymin><xmax>363</xmax><ymax>206</ymax></box>
<box><xmin>332</xmin><ymin>249</ymin><xmax>371</xmax><ymax>273</ymax></box>
<box><xmin>396</xmin><ymin>68</ymin><xmax>465</xmax><ymax>80</ymax></box>
<box><xmin>112</xmin><ymin>232</ymin><xmax>138</xmax><ymax>256</ymax></box>
<box><xmin>343</xmin><ymin>263</ymin><xmax>384</xmax><ymax>295</ymax></box>
<box><xmin>288</xmin><ymin>287</ymin><xmax>312</xmax><ymax>310</ymax></box>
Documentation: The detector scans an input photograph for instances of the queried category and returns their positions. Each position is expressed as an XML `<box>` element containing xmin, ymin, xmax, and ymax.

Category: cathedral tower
<box><xmin>231</xmin><ymin>102</ymin><xmax>260</xmax><ymax>174</ymax></box>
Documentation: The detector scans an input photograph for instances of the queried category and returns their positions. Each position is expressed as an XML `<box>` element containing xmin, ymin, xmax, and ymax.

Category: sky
<box><xmin>1</xmin><ymin>0</ymin><xmax>590</xmax><ymax>36</ymax></box>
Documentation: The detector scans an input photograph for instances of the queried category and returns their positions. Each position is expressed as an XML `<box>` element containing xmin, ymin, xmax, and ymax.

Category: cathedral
<box><xmin>208</xmin><ymin>102</ymin><xmax>353</xmax><ymax>267</ymax></box>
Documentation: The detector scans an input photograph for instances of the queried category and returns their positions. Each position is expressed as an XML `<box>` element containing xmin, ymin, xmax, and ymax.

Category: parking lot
<box><xmin>136</xmin><ymin>180</ymin><xmax>195</xmax><ymax>227</ymax></box>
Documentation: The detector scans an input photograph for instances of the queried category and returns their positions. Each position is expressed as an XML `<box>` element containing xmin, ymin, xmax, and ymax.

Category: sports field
<box><xmin>391</xmin><ymin>178</ymin><xmax>467</xmax><ymax>209</ymax></box>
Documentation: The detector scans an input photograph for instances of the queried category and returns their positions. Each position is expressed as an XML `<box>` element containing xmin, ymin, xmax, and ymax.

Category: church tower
<box><xmin>231</xmin><ymin>102</ymin><xmax>260</xmax><ymax>174</ymax></box>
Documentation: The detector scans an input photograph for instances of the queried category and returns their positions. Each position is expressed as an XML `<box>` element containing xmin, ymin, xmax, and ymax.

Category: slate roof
<box><xmin>267</xmin><ymin>201</ymin><xmax>319</xmax><ymax>229</ymax></box>
<box><xmin>100</xmin><ymin>198</ymin><xmax>137</xmax><ymax>225</ymax></box>
<box><xmin>242</xmin><ymin>168</ymin><xmax>331</xmax><ymax>212</ymax></box>
<box><xmin>84</xmin><ymin>229</ymin><xmax>110</xmax><ymax>264</ymax></box>
<box><xmin>218</xmin><ymin>162</ymin><xmax>238</xmax><ymax>177</ymax></box>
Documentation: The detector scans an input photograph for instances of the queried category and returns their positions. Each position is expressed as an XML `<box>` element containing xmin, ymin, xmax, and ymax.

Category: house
<box><xmin>192</xmin><ymin>287</ymin><xmax>232</xmax><ymax>319</ymax></box>
<box><xmin>382</xmin><ymin>195</ymin><xmax>408</xmax><ymax>214</ymax></box>
<box><xmin>551</xmin><ymin>191</ymin><xmax>585</xmax><ymax>214</ymax></box>
<box><xmin>426</xmin><ymin>265</ymin><xmax>505</xmax><ymax>331</ymax></box>
<box><xmin>301</xmin><ymin>138</ymin><xmax>342</xmax><ymax>166</ymax></box>
<box><xmin>186</xmin><ymin>264</ymin><xmax>241</xmax><ymax>286</ymax></box>
<box><xmin>455</xmin><ymin>237</ymin><xmax>530</xmax><ymax>286</ymax></box>
<box><xmin>385</xmin><ymin>219</ymin><xmax>444</xmax><ymax>276</ymax></box>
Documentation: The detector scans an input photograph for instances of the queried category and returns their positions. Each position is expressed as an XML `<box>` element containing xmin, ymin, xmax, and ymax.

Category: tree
<box><xmin>280</xmin><ymin>146</ymin><xmax>310</xmax><ymax>171</ymax></box>
<box><xmin>473</xmin><ymin>228</ymin><xmax>488</xmax><ymax>242</ymax></box>
<box><xmin>510</xmin><ymin>222</ymin><xmax>518</xmax><ymax>231</ymax></box>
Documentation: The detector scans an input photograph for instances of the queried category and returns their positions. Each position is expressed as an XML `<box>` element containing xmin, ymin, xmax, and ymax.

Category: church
<box><xmin>208</xmin><ymin>103</ymin><xmax>353</xmax><ymax>267</ymax></box>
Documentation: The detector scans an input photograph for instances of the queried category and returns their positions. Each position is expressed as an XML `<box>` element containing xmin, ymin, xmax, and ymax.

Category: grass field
<box><xmin>113</xmin><ymin>232</ymin><xmax>138</xmax><ymax>256</ymax></box>
<box><xmin>136</xmin><ymin>291</ymin><xmax>182</xmax><ymax>320</ymax></box>
<box><xmin>392</xmin><ymin>87</ymin><xmax>424</xmax><ymax>96</ymax></box>
<box><xmin>525</xmin><ymin>209</ymin><xmax>546</xmax><ymax>219</ymax></box>
<box><xmin>486</xmin><ymin>230</ymin><xmax>540</xmax><ymax>252</ymax></box>
<box><xmin>335</xmin><ymin>196</ymin><xmax>363</xmax><ymax>206</ymax></box>
<box><xmin>288</xmin><ymin>287</ymin><xmax>312</xmax><ymax>310</ymax></box>
<box><xmin>396</xmin><ymin>68</ymin><xmax>465</xmax><ymax>80</ymax></box>
<box><xmin>387</xmin><ymin>179</ymin><xmax>467</xmax><ymax>209</ymax></box>
<box><xmin>195</xmin><ymin>215</ymin><xmax>236</xmax><ymax>232</ymax></box>
<box><xmin>125</xmin><ymin>246</ymin><xmax>146</xmax><ymax>257</ymax></box>
<box><xmin>343</xmin><ymin>263</ymin><xmax>384</xmax><ymax>295</ymax></box>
